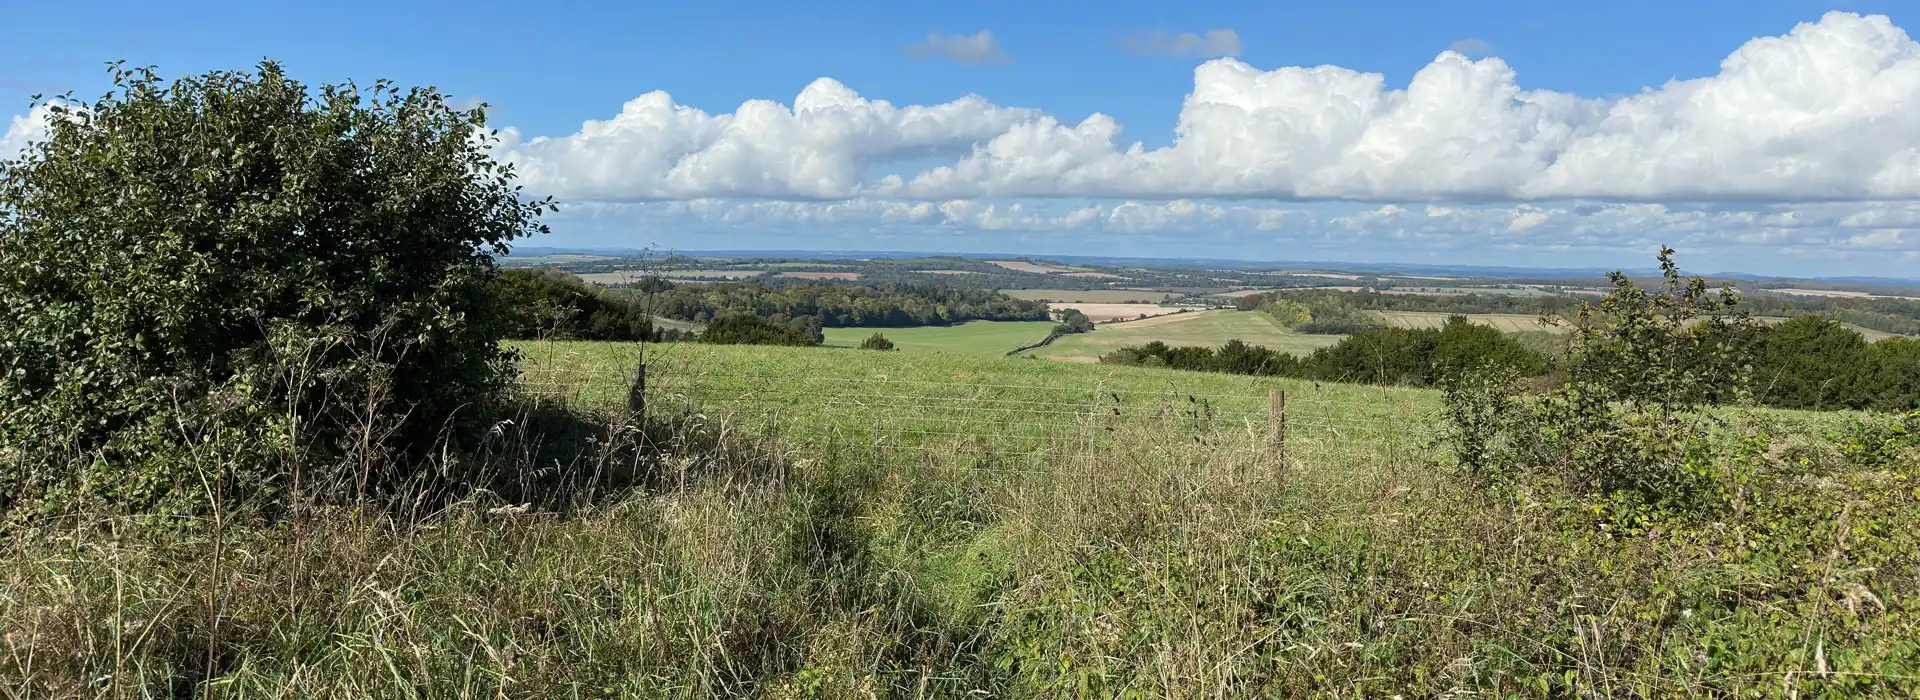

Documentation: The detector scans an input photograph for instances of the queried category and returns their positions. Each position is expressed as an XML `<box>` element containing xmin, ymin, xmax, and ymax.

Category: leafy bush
<box><xmin>1867</xmin><ymin>337</ymin><xmax>1920</xmax><ymax>412</ymax></box>
<box><xmin>859</xmin><ymin>333</ymin><xmax>896</xmax><ymax>351</ymax></box>
<box><xmin>0</xmin><ymin>63</ymin><xmax>548</xmax><ymax>523</ymax></box>
<box><xmin>1445</xmin><ymin>248</ymin><xmax>1759</xmax><ymax>513</ymax></box>
<box><xmin>1051</xmin><ymin>308</ymin><xmax>1094</xmax><ymax>335</ymax></box>
<box><xmin>1257</xmin><ymin>299</ymin><xmax>1312</xmax><ymax>328</ymax></box>
<box><xmin>494</xmin><ymin>267</ymin><xmax>660</xmax><ymax>341</ymax></box>
<box><xmin>1754</xmin><ymin>315</ymin><xmax>1875</xmax><ymax>410</ymax></box>
<box><xmin>699</xmin><ymin>313</ymin><xmax>822</xmax><ymax>346</ymax></box>
<box><xmin>1104</xmin><ymin>315</ymin><xmax>1547</xmax><ymax>387</ymax></box>
<box><xmin>643</xmin><ymin>280</ymin><xmax>1047</xmax><ymax>327</ymax></box>
<box><xmin>1294</xmin><ymin>308</ymin><xmax>1386</xmax><ymax>334</ymax></box>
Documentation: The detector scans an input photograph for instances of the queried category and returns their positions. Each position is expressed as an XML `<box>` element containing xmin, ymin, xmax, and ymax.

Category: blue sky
<box><xmin>6</xmin><ymin>1</ymin><xmax>1920</xmax><ymax>276</ymax></box>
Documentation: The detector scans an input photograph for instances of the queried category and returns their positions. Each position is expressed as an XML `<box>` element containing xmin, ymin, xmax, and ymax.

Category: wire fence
<box><xmin>512</xmin><ymin>342</ymin><xmax>1444</xmax><ymax>469</ymax></box>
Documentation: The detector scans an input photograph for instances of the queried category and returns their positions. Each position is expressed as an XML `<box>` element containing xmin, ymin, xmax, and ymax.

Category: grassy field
<box><xmin>1002</xmin><ymin>289</ymin><xmax>1175</xmax><ymax>303</ymax></box>
<box><xmin>11</xmin><ymin>338</ymin><xmax>1914</xmax><ymax>696</ymax></box>
<box><xmin>519</xmin><ymin>340</ymin><xmax>1436</xmax><ymax>466</ymax></box>
<box><xmin>1024</xmin><ymin>310</ymin><xmax>1347</xmax><ymax>362</ymax></box>
<box><xmin>820</xmin><ymin>320</ymin><xmax>1055</xmax><ymax>356</ymax></box>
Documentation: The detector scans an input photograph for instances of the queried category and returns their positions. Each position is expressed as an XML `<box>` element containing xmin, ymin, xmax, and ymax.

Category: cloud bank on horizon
<box><xmin>470</xmin><ymin>12</ymin><xmax>1920</xmax><ymax>203</ymax></box>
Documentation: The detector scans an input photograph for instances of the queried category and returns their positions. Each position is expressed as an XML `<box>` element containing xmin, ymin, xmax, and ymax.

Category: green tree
<box><xmin>1258</xmin><ymin>299</ymin><xmax>1313</xmax><ymax>328</ymax></box>
<box><xmin>0</xmin><ymin>62</ymin><xmax>549</xmax><ymax>521</ymax></box>
<box><xmin>1053</xmin><ymin>308</ymin><xmax>1095</xmax><ymax>335</ymax></box>
<box><xmin>859</xmin><ymin>333</ymin><xmax>896</xmax><ymax>351</ymax></box>
<box><xmin>1556</xmin><ymin>248</ymin><xmax>1755</xmax><ymax>410</ymax></box>
<box><xmin>1446</xmin><ymin>248</ymin><xmax>1759</xmax><ymax>512</ymax></box>
<box><xmin>494</xmin><ymin>267</ymin><xmax>656</xmax><ymax>341</ymax></box>
<box><xmin>1754</xmin><ymin>315</ymin><xmax>1873</xmax><ymax>410</ymax></box>
<box><xmin>699</xmin><ymin>313</ymin><xmax>820</xmax><ymax>346</ymax></box>
<box><xmin>1866</xmin><ymin>337</ymin><xmax>1920</xmax><ymax>412</ymax></box>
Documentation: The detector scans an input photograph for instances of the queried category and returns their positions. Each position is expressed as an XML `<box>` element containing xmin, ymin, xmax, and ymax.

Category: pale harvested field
<box><xmin>1005</xmin><ymin>289</ymin><xmax>1176</xmax><ymax>303</ymax></box>
<box><xmin>1766</xmin><ymin>288</ymin><xmax>1920</xmax><ymax>301</ymax></box>
<box><xmin>778</xmin><ymin>271</ymin><xmax>860</xmax><ymax>280</ymax></box>
<box><xmin>1769</xmin><ymin>288</ymin><xmax>1875</xmax><ymax>298</ymax></box>
<box><xmin>1751</xmin><ymin>316</ymin><xmax>1900</xmax><ymax>342</ymax></box>
<box><xmin>988</xmin><ymin>260</ymin><xmax>1073</xmax><ymax>274</ymax></box>
<box><xmin>656</xmin><ymin>269</ymin><xmax>762</xmax><ymax>279</ymax></box>
<box><xmin>1375</xmin><ymin>310</ymin><xmax>1560</xmax><ymax>333</ymax></box>
<box><xmin>1380</xmin><ymin>286</ymin><xmax>1555</xmax><ymax>297</ymax></box>
<box><xmin>1381</xmin><ymin>310</ymin><xmax>1904</xmax><ymax>342</ymax></box>
<box><xmin>1216</xmin><ymin>288</ymin><xmax>1291</xmax><ymax>298</ymax></box>
<box><xmin>1276</xmin><ymin>285</ymin><xmax>1365</xmax><ymax>293</ymax></box>
<box><xmin>576</xmin><ymin>271</ymin><xmax>652</xmax><ymax>285</ymax></box>
<box><xmin>1098</xmin><ymin>310</ymin><xmax>1208</xmax><ymax>329</ymax></box>
<box><xmin>1282</xmin><ymin>271</ymin><xmax>1363</xmax><ymax>280</ymax></box>
<box><xmin>1052</xmin><ymin>302</ymin><xmax>1184</xmax><ymax>322</ymax></box>
<box><xmin>580</xmin><ymin>269</ymin><xmax>766</xmax><ymax>284</ymax></box>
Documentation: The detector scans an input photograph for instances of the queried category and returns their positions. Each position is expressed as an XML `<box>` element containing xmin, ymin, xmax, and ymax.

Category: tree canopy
<box><xmin>0</xmin><ymin>62</ymin><xmax>549</xmax><ymax>521</ymax></box>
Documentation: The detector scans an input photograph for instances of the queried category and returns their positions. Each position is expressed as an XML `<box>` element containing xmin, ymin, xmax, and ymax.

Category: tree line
<box><xmin>492</xmin><ymin>269</ymin><xmax>1051</xmax><ymax>347</ymax></box>
<box><xmin>1106</xmin><ymin>312</ymin><xmax>1920</xmax><ymax>412</ymax></box>
<box><xmin>633</xmin><ymin>279</ymin><xmax>1048</xmax><ymax>328</ymax></box>
<box><xmin>1102</xmin><ymin>316</ymin><xmax>1549</xmax><ymax>387</ymax></box>
<box><xmin>1235</xmin><ymin>286</ymin><xmax>1920</xmax><ymax>338</ymax></box>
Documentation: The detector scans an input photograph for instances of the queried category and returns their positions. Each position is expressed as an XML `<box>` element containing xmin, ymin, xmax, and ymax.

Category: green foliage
<box><xmin>1250</xmin><ymin>298</ymin><xmax>1312</xmax><ymax>328</ymax></box>
<box><xmin>1446</xmin><ymin>248</ymin><xmax>1760</xmax><ymax>512</ymax></box>
<box><xmin>1867</xmin><ymin>338</ymin><xmax>1920</xmax><ymax>412</ymax></box>
<box><xmin>494</xmin><ymin>267</ymin><xmax>668</xmax><ymax>341</ymax></box>
<box><xmin>1103</xmin><ymin>315</ymin><xmax>1548</xmax><ymax>387</ymax></box>
<box><xmin>642</xmin><ymin>281</ymin><xmax>1047</xmax><ymax>327</ymax></box>
<box><xmin>1294</xmin><ymin>305</ymin><xmax>1387</xmax><ymax>334</ymax></box>
<box><xmin>700</xmin><ymin>312</ymin><xmax>823</xmax><ymax>347</ymax></box>
<box><xmin>859</xmin><ymin>333</ymin><xmax>896</xmax><ymax>351</ymax></box>
<box><xmin>1755</xmin><ymin>315</ymin><xmax>1876</xmax><ymax>410</ymax></box>
<box><xmin>0</xmin><ymin>62</ymin><xmax>548</xmax><ymax>522</ymax></box>
<box><xmin>1051</xmin><ymin>308</ymin><xmax>1094</xmax><ymax>335</ymax></box>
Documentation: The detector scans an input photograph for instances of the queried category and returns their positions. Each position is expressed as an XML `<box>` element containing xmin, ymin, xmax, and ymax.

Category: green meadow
<box><xmin>820</xmin><ymin>320</ymin><xmax>1056</xmax><ymax>356</ymax></box>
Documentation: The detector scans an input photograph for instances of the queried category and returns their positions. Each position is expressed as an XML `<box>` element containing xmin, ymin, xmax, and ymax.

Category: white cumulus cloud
<box><xmin>1122</xmin><ymin>29</ymin><xmax>1243</xmax><ymax>58</ymax></box>
<box><xmin>1</xmin><ymin>102</ymin><xmax>63</xmax><ymax>162</ymax></box>
<box><xmin>542</xmin><ymin>197</ymin><xmax>1920</xmax><ymax>273</ymax></box>
<box><xmin>490</xmin><ymin>79</ymin><xmax>1040</xmax><ymax>200</ymax></box>
<box><xmin>476</xmin><ymin>11</ymin><xmax>1920</xmax><ymax>204</ymax></box>
<box><xmin>906</xmin><ymin>30</ymin><xmax>1011</xmax><ymax>65</ymax></box>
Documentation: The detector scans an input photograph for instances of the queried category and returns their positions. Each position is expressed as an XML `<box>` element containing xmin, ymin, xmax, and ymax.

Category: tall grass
<box><xmin>3</xmin><ymin>343</ymin><xmax>1917</xmax><ymax>697</ymax></box>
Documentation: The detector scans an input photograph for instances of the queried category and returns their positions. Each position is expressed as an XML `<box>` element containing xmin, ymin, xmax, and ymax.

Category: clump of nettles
<box><xmin>1444</xmin><ymin>247</ymin><xmax>1761</xmax><ymax>515</ymax></box>
<box><xmin>0</xmin><ymin>62</ymin><xmax>551</xmax><ymax>525</ymax></box>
